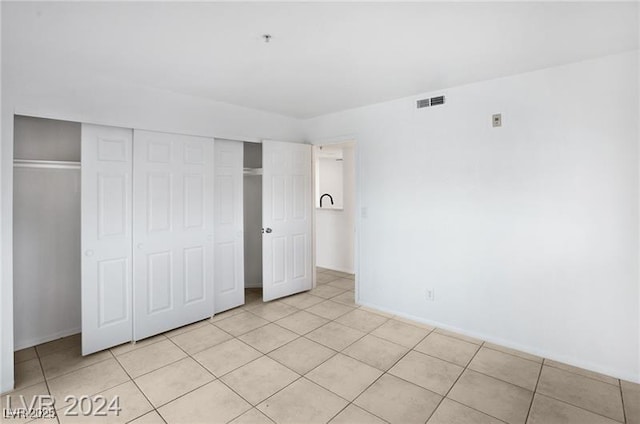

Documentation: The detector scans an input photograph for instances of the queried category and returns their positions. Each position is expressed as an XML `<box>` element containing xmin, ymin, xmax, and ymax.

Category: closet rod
<box><xmin>13</xmin><ymin>159</ymin><xmax>81</xmax><ymax>170</ymax></box>
<box><xmin>243</xmin><ymin>168</ymin><xmax>263</xmax><ymax>176</ymax></box>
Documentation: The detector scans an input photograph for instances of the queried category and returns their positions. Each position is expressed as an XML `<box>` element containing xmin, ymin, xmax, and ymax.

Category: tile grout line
<box><xmin>305</xmin><ymin>374</ymin><xmax>391</xmax><ymax>424</ymax></box>
<box><xmin>109</xmin><ymin>347</ymin><xmax>170</xmax><ymax>424</ymax></box>
<box><xmin>347</xmin><ymin>331</ymin><xmax>438</xmax><ymax>423</ymax></box>
<box><xmin>440</xmin><ymin>398</ymin><xmax>510</xmax><ymax>424</ymax></box>
<box><xmin>33</xmin><ymin>343</ymin><xmax>60</xmax><ymax>424</ymax></box>
<box><xmin>45</xmin><ymin>363</ymin><xmax>145</xmax><ymax>422</ymax></box>
<box><xmin>44</xmin><ymin>350</ymin><xmax>128</xmax><ymax>410</ymax></box>
<box><xmin>119</xmin><ymin>330</ymin><xmax>220</xmax><ymax>422</ymax></box>
<box><xmin>480</xmin><ymin>344</ymin><xmax>543</xmax><ymax>366</ymax></box>
<box><xmin>146</xmin><ymin>328</ymin><xmax>255</xmax><ymax>422</ymax></box>
<box><xmin>413</xmin><ymin>344</ymin><xmax>479</xmax><ymax>369</ymax></box>
<box><xmin>39</xmin><ymin>351</ymin><xmax>116</xmax><ymax>383</ymax></box>
<box><xmin>116</xmin><ymin>346</ymin><xmax>188</xmax><ymax>379</ymax></box>
<box><xmin>523</xmin><ymin>355</ymin><xmax>544</xmax><ymax>423</ymax></box>
<box><xmin>542</xmin><ymin>361</ymin><xmax>621</xmax><ymax>387</ymax></box>
<box><xmin>532</xmin><ymin>362</ymin><xmax>626</xmax><ymax>422</ymax></box>
<box><xmin>227</xmin><ymin>374</ymin><xmax>306</xmax><ymax>421</ymax></box>
<box><xmin>324</xmin><ymin>326</ymin><xmax>440</xmax><ymax>424</ymax></box>
<box><xmin>532</xmin><ymin>392</ymin><xmax>627</xmax><ymax>424</ymax></box>
<box><xmin>619</xmin><ymin>379</ymin><xmax>627</xmax><ymax>424</ymax></box>
<box><xmin>454</xmin><ymin>349</ymin><xmax>542</xmax><ymax>393</ymax></box>
<box><xmin>421</xmin><ymin>339</ymin><xmax>487</xmax><ymax>424</ymax></box>
<box><xmin>111</xmin><ymin>334</ymin><xmax>169</xmax><ymax>355</ymax></box>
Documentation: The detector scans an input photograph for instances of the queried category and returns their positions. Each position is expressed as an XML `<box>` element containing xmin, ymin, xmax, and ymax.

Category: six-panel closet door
<box><xmin>213</xmin><ymin>140</ymin><xmax>245</xmax><ymax>313</ymax></box>
<box><xmin>81</xmin><ymin>124</ymin><xmax>134</xmax><ymax>355</ymax></box>
<box><xmin>262</xmin><ymin>141</ymin><xmax>313</xmax><ymax>301</ymax></box>
<box><xmin>133</xmin><ymin>130</ymin><xmax>215</xmax><ymax>340</ymax></box>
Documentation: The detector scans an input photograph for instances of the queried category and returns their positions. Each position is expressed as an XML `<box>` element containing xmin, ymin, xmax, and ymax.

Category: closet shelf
<box><xmin>14</xmin><ymin>159</ymin><xmax>81</xmax><ymax>170</ymax></box>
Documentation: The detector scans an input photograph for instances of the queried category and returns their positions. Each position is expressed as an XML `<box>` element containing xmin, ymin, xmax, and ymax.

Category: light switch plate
<box><xmin>492</xmin><ymin>113</ymin><xmax>502</xmax><ymax>127</ymax></box>
<box><xmin>426</xmin><ymin>288</ymin><xmax>435</xmax><ymax>301</ymax></box>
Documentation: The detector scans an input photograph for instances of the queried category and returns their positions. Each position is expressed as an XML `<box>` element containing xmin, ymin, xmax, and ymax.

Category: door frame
<box><xmin>309</xmin><ymin>135</ymin><xmax>359</xmax><ymax>302</ymax></box>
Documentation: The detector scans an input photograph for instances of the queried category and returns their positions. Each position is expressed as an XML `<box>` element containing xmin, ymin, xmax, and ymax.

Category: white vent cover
<box><xmin>417</xmin><ymin>95</ymin><xmax>446</xmax><ymax>109</ymax></box>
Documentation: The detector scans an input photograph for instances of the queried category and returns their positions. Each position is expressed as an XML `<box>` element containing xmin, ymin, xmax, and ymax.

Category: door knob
<box><xmin>85</xmin><ymin>250</ymin><xmax>94</xmax><ymax>257</ymax></box>
<box><xmin>137</xmin><ymin>243</ymin><xmax>144</xmax><ymax>250</ymax></box>
<box><xmin>265</xmin><ymin>228</ymin><xmax>272</xmax><ymax>234</ymax></box>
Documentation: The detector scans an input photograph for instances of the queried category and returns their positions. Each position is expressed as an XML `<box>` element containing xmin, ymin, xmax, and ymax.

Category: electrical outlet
<box><xmin>425</xmin><ymin>288</ymin><xmax>435</xmax><ymax>301</ymax></box>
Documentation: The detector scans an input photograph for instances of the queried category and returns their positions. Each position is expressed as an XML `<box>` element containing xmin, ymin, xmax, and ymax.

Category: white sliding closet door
<box><xmin>81</xmin><ymin>124</ymin><xmax>133</xmax><ymax>355</ymax></box>
<box><xmin>133</xmin><ymin>130</ymin><xmax>215</xmax><ymax>340</ymax></box>
<box><xmin>213</xmin><ymin>140</ymin><xmax>244</xmax><ymax>313</ymax></box>
<box><xmin>262</xmin><ymin>141</ymin><xmax>313</xmax><ymax>301</ymax></box>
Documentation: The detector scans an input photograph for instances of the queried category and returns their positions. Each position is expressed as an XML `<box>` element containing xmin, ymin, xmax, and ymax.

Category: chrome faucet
<box><xmin>320</xmin><ymin>193</ymin><xmax>334</xmax><ymax>207</ymax></box>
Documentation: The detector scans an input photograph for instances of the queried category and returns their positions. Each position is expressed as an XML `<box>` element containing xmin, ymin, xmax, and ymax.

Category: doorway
<box><xmin>243</xmin><ymin>141</ymin><xmax>263</xmax><ymax>306</ymax></box>
<box><xmin>313</xmin><ymin>141</ymin><xmax>357</xmax><ymax>289</ymax></box>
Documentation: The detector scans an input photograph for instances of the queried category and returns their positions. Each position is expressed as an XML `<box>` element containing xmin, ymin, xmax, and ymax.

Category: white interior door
<box><xmin>262</xmin><ymin>141</ymin><xmax>313</xmax><ymax>301</ymax></box>
<box><xmin>133</xmin><ymin>130</ymin><xmax>214</xmax><ymax>340</ymax></box>
<box><xmin>214</xmin><ymin>140</ymin><xmax>244</xmax><ymax>313</ymax></box>
<box><xmin>81</xmin><ymin>124</ymin><xmax>133</xmax><ymax>355</ymax></box>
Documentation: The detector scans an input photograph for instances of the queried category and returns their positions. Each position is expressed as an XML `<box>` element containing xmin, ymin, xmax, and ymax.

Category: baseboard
<box><xmin>357</xmin><ymin>300</ymin><xmax>639</xmax><ymax>384</ymax></box>
<box><xmin>317</xmin><ymin>265</ymin><xmax>354</xmax><ymax>274</ymax></box>
<box><xmin>0</xmin><ymin>381</ymin><xmax>15</xmax><ymax>397</ymax></box>
<box><xmin>245</xmin><ymin>281</ymin><xmax>263</xmax><ymax>289</ymax></box>
<box><xmin>14</xmin><ymin>327</ymin><xmax>81</xmax><ymax>351</ymax></box>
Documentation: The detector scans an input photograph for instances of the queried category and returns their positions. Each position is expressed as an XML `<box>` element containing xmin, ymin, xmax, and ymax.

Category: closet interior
<box><xmin>13</xmin><ymin>116</ymin><xmax>82</xmax><ymax>350</ymax></box>
<box><xmin>243</xmin><ymin>141</ymin><xmax>262</xmax><ymax>290</ymax></box>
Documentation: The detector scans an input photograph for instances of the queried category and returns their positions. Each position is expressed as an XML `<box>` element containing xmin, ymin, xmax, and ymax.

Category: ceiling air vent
<box><xmin>430</xmin><ymin>95</ymin><xmax>445</xmax><ymax>106</ymax></box>
<box><xmin>417</xmin><ymin>95</ymin><xmax>445</xmax><ymax>109</ymax></box>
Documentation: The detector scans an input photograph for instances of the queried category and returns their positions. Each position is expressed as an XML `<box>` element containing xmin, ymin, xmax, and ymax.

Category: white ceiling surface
<box><xmin>3</xmin><ymin>2</ymin><xmax>638</xmax><ymax>118</ymax></box>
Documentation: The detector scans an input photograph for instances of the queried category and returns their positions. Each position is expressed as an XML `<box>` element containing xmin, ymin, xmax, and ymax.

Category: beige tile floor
<box><xmin>4</xmin><ymin>267</ymin><xmax>639</xmax><ymax>424</ymax></box>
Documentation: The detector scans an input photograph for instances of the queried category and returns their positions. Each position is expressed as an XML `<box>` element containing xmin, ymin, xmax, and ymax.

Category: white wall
<box><xmin>0</xmin><ymin>70</ymin><xmax>303</xmax><ymax>394</ymax></box>
<box><xmin>317</xmin><ymin>157</ymin><xmax>344</xmax><ymax>209</ymax></box>
<box><xmin>14</xmin><ymin>167</ymin><xmax>81</xmax><ymax>349</ymax></box>
<box><xmin>305</xmin><ymin>51</ymin><xmax>640</xmax><ymax>382</ymax></box>
<box><xmin>315</xmin><ymin>144</ymin><xmax>356</xmax><ymax>273</ymax></box>
<box><xmin>243</xmin><ymin>175</ymin><xmax>263</xmax><ymax>288</ymax></box>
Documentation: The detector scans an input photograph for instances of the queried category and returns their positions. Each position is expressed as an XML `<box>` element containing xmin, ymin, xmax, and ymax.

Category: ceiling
<box><xmin>3</xmin><ymin>2</ymin><xmax>638</xmax><ymax>118</ymax></box>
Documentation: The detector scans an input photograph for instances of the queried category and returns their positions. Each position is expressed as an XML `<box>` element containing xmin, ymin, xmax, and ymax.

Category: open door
<box><xmin>213</xmin><ymin>140</ymin><xmax>245</xmax><ymax>313</ymax></box>
<box><xmin>81</xmin><ymin>124</ymin><xmax>133</xmax><ymax>355</ymax></box>
<box><xmin>262</xmin><ymin>141</ymin><xmax>313</xmax><ymax>301</ymax></box>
